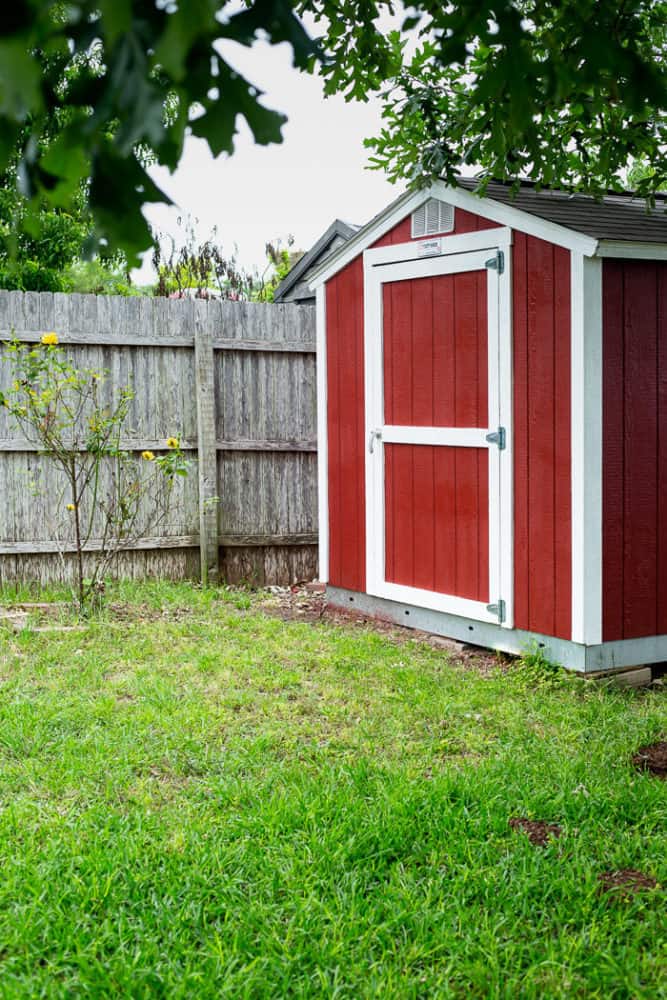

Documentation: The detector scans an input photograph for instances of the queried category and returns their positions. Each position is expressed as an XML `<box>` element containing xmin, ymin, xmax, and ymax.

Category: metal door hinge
<box><xmin>485</xmin><ymin>250</ymin><xmax>504</xmax><ymax>274</ymax></box>
<box><xmin>485</xmin><ymin>426</ymin><xmax>506</xmax><ymax>450</ymax></box>
<box><xmin>486</xmin><ymin>599</ymin><xmax>506</xmax><ymax>623</ymax></box>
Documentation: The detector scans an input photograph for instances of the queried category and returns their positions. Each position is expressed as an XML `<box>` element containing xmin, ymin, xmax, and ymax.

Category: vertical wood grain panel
<box><xmin>412</xmin><ymin>444</ymin><xmax>435</xmax><ymax>591</ymax></box>
<box><xmin>434</xmin><ymin>448</ymin><xmax>456</xmax><ymax>595</ymax></box>
<box><xmin>433</xmin><ymin>275</ymin><xmax>456</xmax><ymax>427</ymax></box>
<box><xmin>602</xmin><ymin>262</ymin><xmax>625</xmax><ymax>640</ymax></box>
<box><xmin>602</xmin><ymin>260</ymin><xmax>625</xmax><ymax>641</ymax></box>
<box><xmin>553</xmin><ymin>247</ymin><xmax>572</xmax><ymax>639</ymax></box>
<box><xmin>384</xmin><ymin>445</ymin><xmax>488</xmax><ymax>602</ymax></box>
<box><xmin>601</xmin><ymin>260</ymin><xmax>667</xmax><ymax>641</ymax></box>
<box><xmin>383</xmin><ymin>273</ymin><xmax>488</xmax><ymax>430</ymax></box>
<box><xmin>658</xmin><ymin>268</ymin><xmax>667</xmax><ymax>634</ymax></box>
<box><xmin>526</xmin><ymin>239</ymin><xmax>556</xmax><ymax>635</ymax></box>
<box><xmin>325</xmin><ymin>258</ymin><xmax>366</xmax><ymax>591</ymax></box>
<box><xmin>512</xmin><ymin>234</ymin><xmax>571</xmax><ymax>639</ymax></box>
<box><xmin>326</xmin><ymin>279</ymin><xmax>342</xmax><ymax>584</ymax></box>
<box><xmin>624</xmin><ymin>264</ymin><xmax>658</xmax><ymax>638</ymax></box>
<box><xmin>411</xmin><ymin>278</ymin><xmax>434</xmax><ymax>424</ymax></box>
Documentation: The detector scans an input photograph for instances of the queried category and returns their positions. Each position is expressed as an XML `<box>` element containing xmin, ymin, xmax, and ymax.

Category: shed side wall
<box><xmin>602</xmin><ymin>259</ymin><xmax>667</xmax><ymax>641</ymax></box>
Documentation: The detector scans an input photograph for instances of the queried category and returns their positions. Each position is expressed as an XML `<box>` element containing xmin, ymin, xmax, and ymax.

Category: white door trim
<box><xmin>363</xmin><ymin>238</ymin><xmax>513</xmax><ymax>626</ymax></box>
<box><xmin>383</xmin><ymin>426</ymin><xmax>489</xmax><ymax>447</ymax></box>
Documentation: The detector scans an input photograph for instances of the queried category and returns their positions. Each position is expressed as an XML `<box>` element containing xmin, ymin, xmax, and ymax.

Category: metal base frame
<box><xmin>327</xmin><ymin>587</ymin><xmax>667</xmax><ymax>674</ymax></box>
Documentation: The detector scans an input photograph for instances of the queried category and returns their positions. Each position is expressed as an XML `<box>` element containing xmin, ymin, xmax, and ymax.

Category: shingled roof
<box><xmin>457</xmin><ymin>178</ymin><xmax>667</xmax><ymax>243</ymax></box>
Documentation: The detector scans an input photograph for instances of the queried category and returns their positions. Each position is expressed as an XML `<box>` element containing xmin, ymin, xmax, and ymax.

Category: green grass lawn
<box><xmin>0</xmin><ymin>581</ymin><xmax>665</xmax><ymax>999</ymax></box>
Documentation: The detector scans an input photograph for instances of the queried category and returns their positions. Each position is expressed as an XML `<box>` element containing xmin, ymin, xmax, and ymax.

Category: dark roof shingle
<box><xmin>457</xmin><ymin>178</ymin><xmax>667</xmax><ymax>243</ymax></box>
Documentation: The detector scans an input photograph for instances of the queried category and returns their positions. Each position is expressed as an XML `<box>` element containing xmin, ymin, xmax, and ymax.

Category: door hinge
<box><xmin>485</xmin><ymin>250</ymin><xmax>504</xmax><ymax>274</ymax></box>
<box><xmin>485</xmin><ymin>426</ymin><xmax>506</xmax><ymax>450</ymax></box>
<box><xmin>486</xmin><ymin>599</ymin><xmax>506</xmax><ymax>623</ymax></box>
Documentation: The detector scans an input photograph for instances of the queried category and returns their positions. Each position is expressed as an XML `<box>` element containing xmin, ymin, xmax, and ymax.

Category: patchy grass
<box><xmin>0</xmin><ymin>581</ymin><xmax>665</xmax><ymax>999</ymax></box>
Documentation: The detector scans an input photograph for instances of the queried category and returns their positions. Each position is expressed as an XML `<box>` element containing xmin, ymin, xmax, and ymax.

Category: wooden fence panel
<box><xmin>0</xmin><ymin>291</ymin><xmax>317</xmax><ymax>587</ymax></box>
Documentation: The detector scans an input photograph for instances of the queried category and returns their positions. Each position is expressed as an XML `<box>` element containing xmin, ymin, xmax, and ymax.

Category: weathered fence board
<box><xmin>0</xmin><ymin>291</ymin><xmax>317</xmax><ymax>587</ymax></box>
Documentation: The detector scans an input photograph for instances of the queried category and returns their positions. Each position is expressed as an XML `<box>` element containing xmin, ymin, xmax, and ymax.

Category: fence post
<box><xmin>194</xmin><ymin>301</ymin><xmax>220</xmax><ymax>586</ymax></box>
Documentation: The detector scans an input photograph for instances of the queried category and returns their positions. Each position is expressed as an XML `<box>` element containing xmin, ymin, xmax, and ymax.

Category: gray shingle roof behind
<box><xmin>274</xmin><ymin>219</ymin><xmax>358</xmax><ymax>302</ymax></box>
<box><xmin>457</xmin><ymin>178</ymin><xmax>667</xmax><ymax>243</ymax></box>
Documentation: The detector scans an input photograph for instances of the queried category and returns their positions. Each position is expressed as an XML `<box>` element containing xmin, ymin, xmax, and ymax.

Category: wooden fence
<box><xmin>0</xmin><ymin>290</ymin><xmax>318</xmax><ymax>587</ymax></box>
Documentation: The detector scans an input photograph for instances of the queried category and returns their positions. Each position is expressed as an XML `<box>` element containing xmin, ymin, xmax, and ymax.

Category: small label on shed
<box><xmin>417</xmin><ymin>238</ymin><xmax>442</xmax><ymax>257</ymax></box>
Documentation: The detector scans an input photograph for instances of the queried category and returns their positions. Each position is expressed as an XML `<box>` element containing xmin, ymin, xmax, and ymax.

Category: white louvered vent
<box><xmin>411</xmin><ymin>199</ymin><xmax>455</xmax><ymax>238</ymax></box>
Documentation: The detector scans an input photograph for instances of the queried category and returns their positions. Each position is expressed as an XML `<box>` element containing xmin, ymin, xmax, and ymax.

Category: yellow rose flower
<box><xmin>41</xmin><ymin>332</ymin><xmax>59</xmax><ymax>346</ymax></box>
<box><xmin>141</xmin><ymin>450</ymin><xmax>155</xmax><ymax>461</ymax></box>
<box><xmin>166</xmin><ymin>437</ymin><xmax>179</xmax><ymax>449</ymax></box>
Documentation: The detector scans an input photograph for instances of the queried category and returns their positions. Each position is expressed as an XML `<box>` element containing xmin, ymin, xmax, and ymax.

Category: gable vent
<box><xmin>411</xmin><ymin>199</ymin><xmax>455</xmax><ymax>238</ymax></box>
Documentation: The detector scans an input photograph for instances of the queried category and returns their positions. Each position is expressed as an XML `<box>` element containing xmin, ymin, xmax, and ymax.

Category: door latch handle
<box><xmin>368</xmin><ymin>429</ymin><xmax>382</xmax><ymax>453</ymax></box>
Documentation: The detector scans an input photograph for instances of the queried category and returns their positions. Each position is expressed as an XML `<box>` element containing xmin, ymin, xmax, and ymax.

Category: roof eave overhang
<box><xmin>308</xmin><ymin>180</ymin><xmax>599</xmax><ymax>289</ymax></box>
<box><xmin>595</xmin><ymin>240</ymin><xmax>667</xmax><ymax>260</ymax></box>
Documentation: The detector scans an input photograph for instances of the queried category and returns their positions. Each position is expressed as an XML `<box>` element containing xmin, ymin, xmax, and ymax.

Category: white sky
<box><xmin>135</xmin><ymin>38</ymin><xmax>401</xmax><ymax>283</ymax></box>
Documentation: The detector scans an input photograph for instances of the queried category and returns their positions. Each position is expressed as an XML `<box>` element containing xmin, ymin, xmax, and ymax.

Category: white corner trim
<box><xmin>497</xmin><ymin>240</ymin><xmax>514</xmax><ymax>630</ymax></box>
<box><xmin>596</xmin><ymin>240</ymin><xmax>667</xmax><ymax>260</ymax></box>
<box><xmin>571</xmin><ymin>254</ymin><xmax>603</xmax><ymax>644</ymax></box>
<box><xmin>309</xmin><ymin>182</ymin><xmax>598</xmax><ymax>290</ymax></box>
<box><xmin>315</xmin><ymin>284</ymin><xmax>329</xmax><ymax>583</ymax></box>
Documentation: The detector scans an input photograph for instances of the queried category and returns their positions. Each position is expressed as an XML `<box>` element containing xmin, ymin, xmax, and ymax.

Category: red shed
<box><xmin>309</xmin><ymin>179</ymin><xmax>667</xmax><ymax>675</ymax></box>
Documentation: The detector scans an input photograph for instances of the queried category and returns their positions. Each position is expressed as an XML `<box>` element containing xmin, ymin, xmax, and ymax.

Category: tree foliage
<box><xmin>0</xmin><ymin>1</ymin><xmax>316</xmax><ymax>265</ymax></box>
<box><xmin>1</xmin><ymin>0</ymin><xmax>667</xmax><ymax>270</ymax></box>
<box><xmin>0</xmin><ymin>183</ymin><xmax>91</xmax><ymax>291</ymax></box>
<box><xmin>321</xmin><ymin>0</ymin><xmax>667</xmax><ymax>200</ymax></box>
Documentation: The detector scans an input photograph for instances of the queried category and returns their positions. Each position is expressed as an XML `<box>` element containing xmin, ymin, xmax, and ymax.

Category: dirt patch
<box><xmin>599</xmin><ymin>869</ymin><xmax>659</xmax><ymax>896</ymax></box>
<box><xmin>509</xmin><ymin>817</ymin><xmax>562</xmax><ymax>847</ymax></box>
<box><xmin>105</xmin><ymin>602</ymin><xmax>195</xmax><ymax>623</ymax></box>
<box><xmin>632</xmin><ymin>740</ymin><xmax>667</xmax><ymax>779</ymax></box>
<box><xmin>259</xmin><ymin>586</ymin><xmax>507</xmax><ymax>675</ymax></box>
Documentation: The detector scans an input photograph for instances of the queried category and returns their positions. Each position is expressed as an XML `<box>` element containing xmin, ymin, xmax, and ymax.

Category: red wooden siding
<box><xmin>383</xmin><ymin>274</ymin><xmax>488</xmax><ymax>428</ymax></box>
<box><xmin>385</xmin><ymin>444</ymin><xmax>489</xmax><ymax>601</ymax></box>
<box><xmin>512</xmin><ymin>234</ymin><xmax>571</xmax><ymax>639</ymax></box>
<box><xmin>326</xmin><ymin>258</ymin><xmax>366</xmax><ymax>591</ymax></box>
<box><xmin>382</xmin><ymin>267</ymin><xmax>489</xmax><ymax>601</ymax></box>
<box><xmin>602</xmin><ymin>260</ymin><xmax>667</xmax><ymax>641</ymax></box>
